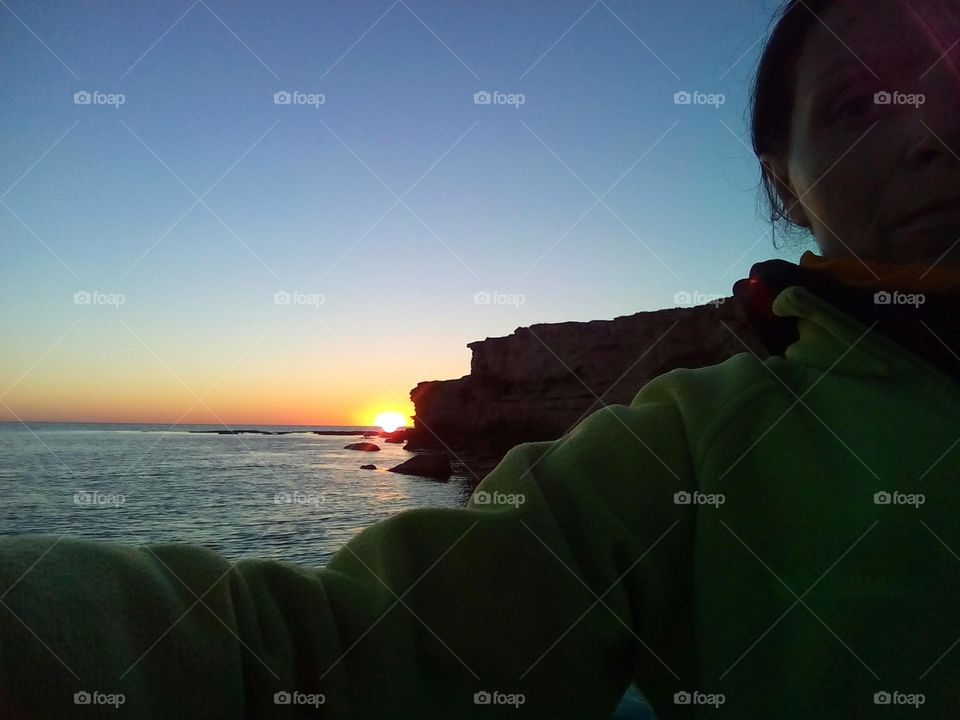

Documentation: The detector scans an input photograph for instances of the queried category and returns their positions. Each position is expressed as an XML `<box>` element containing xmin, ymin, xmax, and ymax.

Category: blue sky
<box><xmin>0</xmin><ymin>0</ymin><xmax>809</xmax><ymax>424</ymax></box>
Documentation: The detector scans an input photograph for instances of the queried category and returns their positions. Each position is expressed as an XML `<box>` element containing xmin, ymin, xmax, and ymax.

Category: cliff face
<box><xmin>406</xmin><ymin>297</ymin><xmax>768</xmax><ymax>480</ymax></box>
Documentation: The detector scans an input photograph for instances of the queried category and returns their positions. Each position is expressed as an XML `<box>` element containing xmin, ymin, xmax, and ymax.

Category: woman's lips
<box><xmin>894</xmin><ymin>205</ymin><xmax>960</xmax><ymax>231</ymax></box>
<box><xmin>886</xmin><ymin>217</ymin><xmax>960</xmax><ymax>264</ymax></box>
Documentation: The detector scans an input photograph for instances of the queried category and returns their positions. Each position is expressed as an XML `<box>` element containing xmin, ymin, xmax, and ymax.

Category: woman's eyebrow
<box><xmin>816</xmin><ymin>57</ymin><xmax>872</xmax><ymax>83</ymax></box>
<box><xmin>813</xmin><ymin>54</ymin><xmax>883</xmax><ymax>88</ymax></box>
<box><xmin>815</xmin><ymin>43</ymin><xmax>931</xmax><ymax>86</ymax></box>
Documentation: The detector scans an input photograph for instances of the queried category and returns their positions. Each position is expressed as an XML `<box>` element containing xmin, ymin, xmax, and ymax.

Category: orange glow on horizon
<box><xmin>2</xmin><ymin>393</ymin><xmax>416</xmax><ymax>429</ymax></box>
<box><xmin>0</xmin><ymin>349</ymin><xmax>421</xmax><ymax>428</ymax></box>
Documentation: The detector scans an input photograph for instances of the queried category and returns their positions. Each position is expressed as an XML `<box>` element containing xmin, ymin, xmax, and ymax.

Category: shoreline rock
<box><xmin>344</xmin><ymin>442</ymin><xmax>380</xmax><ymax>452</ymax></box>
<box><xmin>387</xmin><ymin>454</ymin><xmax>452</xmax><ymax>480</ymax></box>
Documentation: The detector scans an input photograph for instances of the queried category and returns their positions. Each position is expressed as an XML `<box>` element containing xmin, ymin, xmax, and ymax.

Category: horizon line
<box><xmin>0</xmin><ymin>420</ymin><xmax>411</xmax><ymax>428</ymax></box>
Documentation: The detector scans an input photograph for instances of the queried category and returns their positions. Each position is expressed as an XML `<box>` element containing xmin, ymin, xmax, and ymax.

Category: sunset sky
<box><xmin>1</xmin><ymin>1</ymin><xmax>806</xmax><ymax>426</ymax></box>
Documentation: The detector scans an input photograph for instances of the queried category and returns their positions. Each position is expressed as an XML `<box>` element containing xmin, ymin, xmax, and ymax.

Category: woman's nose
<box><xmin>906</xmin><ymin>74</ymin><xmax>960</xmax><ymax>166</ymax></box>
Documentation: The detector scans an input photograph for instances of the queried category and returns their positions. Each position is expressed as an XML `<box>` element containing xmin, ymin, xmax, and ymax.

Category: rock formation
<box><xmin>344</xmin><ymin>442</ymin><xmax>380</xmax><ymax>452</ymax></box>
<box><xmin>387</xmin><ymin>453</ymin><xmax>453</xmax><ymax>480</ymax></box>
<box><xmin>405</xmin><ymin>297</ymin><xmax>766</xmax><ymax>482</ymax></box>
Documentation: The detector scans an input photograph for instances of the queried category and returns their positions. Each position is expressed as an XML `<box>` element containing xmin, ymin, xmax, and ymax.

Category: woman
<box><xmin>3</xmin><ymin>1</ymin><xmax>960</xmax><ymax>717</ymax></box>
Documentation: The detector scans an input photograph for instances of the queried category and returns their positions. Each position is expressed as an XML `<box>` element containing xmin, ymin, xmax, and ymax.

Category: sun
<box><xmin>374</xmin><ymin>411</ymin><xmax>407</xmax><ymax>433</ymax></box>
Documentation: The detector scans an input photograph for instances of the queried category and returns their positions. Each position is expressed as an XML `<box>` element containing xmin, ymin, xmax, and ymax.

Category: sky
<box><xmin>0</xmin><ymin>0</ymin><xmax>810</xmax><ymax>427</ymax></box>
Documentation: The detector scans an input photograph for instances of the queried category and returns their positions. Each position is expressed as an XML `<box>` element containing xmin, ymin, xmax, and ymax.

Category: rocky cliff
<box><xmin>405</xmin><ymin>296</ymin><xmax>768</xmax><ymax>482</ymax></box>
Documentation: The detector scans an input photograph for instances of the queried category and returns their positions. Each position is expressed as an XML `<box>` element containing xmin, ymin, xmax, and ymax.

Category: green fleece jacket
<box><xmin>2</xmin><ymin>283</ymin><xmax>959</xmax><ymax>719</ymax></box>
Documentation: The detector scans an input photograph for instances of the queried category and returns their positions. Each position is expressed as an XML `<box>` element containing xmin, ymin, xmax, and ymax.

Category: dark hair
<box><xmin>749</xmin><ymin>0</ymin><xmax>837</xmax><ymax>248</ymax></box>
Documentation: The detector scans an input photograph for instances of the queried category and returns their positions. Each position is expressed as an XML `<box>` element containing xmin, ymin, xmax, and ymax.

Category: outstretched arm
<box><xmin>0</xmin><ymin>393</ymin><xmax>696</xmax><ymax>719</ymax></box>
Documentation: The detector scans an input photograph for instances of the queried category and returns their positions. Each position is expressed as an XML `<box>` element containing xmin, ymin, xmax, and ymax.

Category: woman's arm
<box><xmin>0</xmin><ymin>396</ymin><xmax>696</xmax><ymax>719</ymax></box>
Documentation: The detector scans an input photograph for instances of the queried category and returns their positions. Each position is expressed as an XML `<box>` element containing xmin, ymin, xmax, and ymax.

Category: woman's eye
<box><xmin>832</xmin><ymin>91</ymin><xmax>878</xmax><ymax>122</ymax></box>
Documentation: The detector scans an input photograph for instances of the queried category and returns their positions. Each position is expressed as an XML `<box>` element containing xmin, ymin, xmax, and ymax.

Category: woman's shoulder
<box><xmin>625</xmin><ymin>350</ymin><xmax>798</xmax><ymax>449</ymax></box>
<box><xmin>630</xmin><ymin>350</ymin><xmax>787</xmax><ymax>406</ymax></box>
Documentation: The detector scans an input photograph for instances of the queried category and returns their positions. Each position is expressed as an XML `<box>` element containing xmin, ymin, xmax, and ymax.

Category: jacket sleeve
<box><xmin>0</xmin><ymin>391</ymin><xmax>697</xmax><ymax>719</ymax></box>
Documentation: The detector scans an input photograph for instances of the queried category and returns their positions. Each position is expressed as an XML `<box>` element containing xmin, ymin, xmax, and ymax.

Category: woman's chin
<box><xmin>881</xmin><ymin>226</ymin><xmax>960</xmax><ymax>267</ymax></box>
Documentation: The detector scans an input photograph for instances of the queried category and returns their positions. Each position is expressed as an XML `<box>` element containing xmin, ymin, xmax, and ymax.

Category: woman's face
<box><xmin>762</xmin><ymin>0</ymin><xmax>960</xmax><ymax>267</ymax></box>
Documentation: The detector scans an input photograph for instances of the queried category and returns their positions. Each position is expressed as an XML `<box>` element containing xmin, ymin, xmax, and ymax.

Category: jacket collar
<box><xmin>732</xmin><ymin>254</ymin><xmax>960</xmax><ymax>395</ymax></box>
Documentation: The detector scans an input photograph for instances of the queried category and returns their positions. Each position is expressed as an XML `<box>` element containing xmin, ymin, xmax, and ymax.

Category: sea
<box><xmin>0</xmin><ymin>422</ymin><xmax>475</xmax><ymax>566</ymax></box>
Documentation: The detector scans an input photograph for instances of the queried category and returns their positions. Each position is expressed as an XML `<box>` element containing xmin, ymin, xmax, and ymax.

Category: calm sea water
<box><xmin>0</xmin><ymin>422</ymin><xmax>475</xmax><ymax>566</ymax></box>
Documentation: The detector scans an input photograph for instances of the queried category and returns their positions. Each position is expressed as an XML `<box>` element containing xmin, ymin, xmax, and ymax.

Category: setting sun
<box><xmin>374</xmin><ymin>411</ymin><xmax>408</xmax><ymax>433</ymax></box>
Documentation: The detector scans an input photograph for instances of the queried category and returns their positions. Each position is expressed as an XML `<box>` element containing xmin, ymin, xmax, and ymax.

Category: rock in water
<box><xmin>388</xmin><ymin>454</ymin><xmax>451</xmax><ymax>480</ymax></box>
<box><xmin>344</xmin><ymin>442</ymin><xmax>381</xmax><ymax>451</ymax></box>
<box><xmin>360</xmin><ymin>464</ymin><xmax>377</xmax><ymax>470</ymax></box>
<box><xmin>382</xmin><ymin>429</ymin><xmax>410</xmax><ymax>443</ymax></box>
